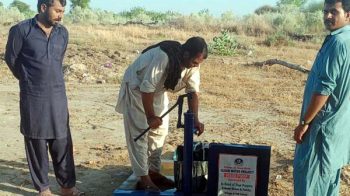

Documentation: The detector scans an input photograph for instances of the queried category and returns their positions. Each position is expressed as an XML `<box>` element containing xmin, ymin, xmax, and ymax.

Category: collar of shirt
<box><xmin>330</xmin><ymin>25</ymin><xmax>350</xmax><ymax>36</ymax></box>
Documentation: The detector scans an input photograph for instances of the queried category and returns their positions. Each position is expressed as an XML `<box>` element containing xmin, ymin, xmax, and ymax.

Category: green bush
<box><xmin>255</xmin><ymin>5</ymin><xmax>278</xmax><ymax>15</ymax></box>
<box><xmin>264</xmin><ymin>31</ymin><xmax>291</xmax><ymax>47</ymax></box>
<box><xmin>241</xmin><ymin>14</ymin><xmax>274</xmax><ymax>36</ymax></box>
<box><xmin>303</xmin><ymin>1</ymin><xmax>323</xmax><ymax>13</ymax></box>
<box><xmin>243</xmin><ymin>4</ymin><xmax>323</xmax><ymax>35</ymax></box>
<box><xmin>167</xmin><ymin>12</ymin><xmax>218</xmax><ymax>32</ymax></box>
<box><xmin>277</xmin><ymin>0</ymin><xmax>307</xmax><ymax>7</ymax></box>
<box><xmin>18</xmin><ymin>4</ymin><xmax>325</xmax><ymax>37</ymax></box>
<box><xmin>120</xmin><ymin>7</ymin><xmax>179</xmax><ymax>24</ymax></box>
<box><xmin>70</xmin><ymin>0</ymin><xmax>90</xmax><ymax>9</ymax></box>
<box><xmin>66</xmin><ymin>6</ymin><xmax>180</xmax><ymax>25</ymax></box>
<box><xmin>0</xmin><ymin>7</ymin><xmax>25</xmax><ymax>25</ymax></box>
<box><xmin>270</xmin><ymin>5</ymin><xmax>304</xmax><ymax>34</ymax></box>
<box><xmin>209</xmin><ymin>31</ymin><xmax>239</xmax><ymax>56</ymax></box>
<box><xmin>9</xmin><ymin>0</ymin><xmax>35</xmax><ymax>18</ymax></box>
<box><xmin>301</xmin><ymin>11</ymin><xmax>324</xmax><ymax>33</ymax></box>
<box><xmin>95</xmin><ymin>9</ymin><xmax>128</xmax><ymax>25</ymax></box>
<box><xmin>66</xmin><ymin>7</ymin><xmax>130</xmax><ymax>25</ymax></box>
<box><xmin>120</xmin><ymin>7</ymin><xmax>152</xmax><ymax>23</ymax></box>
<box><xmin>66</xmin><ymin>7</ymin><xmax>99</xmax><ymax>24</ymax></box>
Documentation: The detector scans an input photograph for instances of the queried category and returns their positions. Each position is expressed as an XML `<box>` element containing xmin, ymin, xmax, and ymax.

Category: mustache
<box><xmin>52</xmin><ymin>19</ymin><xmax>62</xmax><ymax>23</ymax></box>
<box><xmin>324</xmin><ymin>20</ymin><xmax>334</xmax><ymax>24</ymax></box>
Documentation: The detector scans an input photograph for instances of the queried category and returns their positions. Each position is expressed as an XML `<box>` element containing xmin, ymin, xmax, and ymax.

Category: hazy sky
<box><xmin>1</xmin><ymin>0</ymin><xmax>322</xmax><ymax>16</ymax></box>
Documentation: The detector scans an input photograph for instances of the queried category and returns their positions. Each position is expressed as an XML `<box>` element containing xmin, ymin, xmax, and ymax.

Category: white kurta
<box><xmin>116</xmin><ymin>47</ymin><xmax>200</xmax><ymax>176</ymax></box>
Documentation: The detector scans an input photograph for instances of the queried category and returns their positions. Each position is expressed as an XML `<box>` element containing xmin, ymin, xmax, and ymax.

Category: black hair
<box><xmin>37</xmin><ymin>0</ymin><xmax>66</xmax><ymax>12</ymax></box>
<box><xmin>325</xmin><ymin>0</ymin><xmax>350</xmax><ymax>12</ymax></box>
<box><xmin>141</xmin><ymin>37</ymin><xmax>208</xmax><ymax>90</ymax></box>
<box><xmin>181</xmin><ymin>36</ymin><xmax>208</xmax><ymax>60</ymax></box>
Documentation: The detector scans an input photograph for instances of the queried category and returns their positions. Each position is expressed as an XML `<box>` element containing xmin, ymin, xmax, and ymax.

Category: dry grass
<box><xmin>67</xmin><ymin>24</ymin><xmax>215</xmax><ymax>51</ymax></box>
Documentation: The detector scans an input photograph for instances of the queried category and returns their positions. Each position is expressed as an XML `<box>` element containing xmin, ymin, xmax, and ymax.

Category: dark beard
<box><xmin>44</xmin><ymin>12</ymin><xmax>57</xmax><ymax>27</ymax></box>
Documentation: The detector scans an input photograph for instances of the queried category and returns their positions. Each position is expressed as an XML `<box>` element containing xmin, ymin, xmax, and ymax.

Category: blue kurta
<box><xmin>294</xmin><ymin>25</ymin><xmax>350</xmax><ymax>195</ymax></box>
<box><xmin>5</xmin><ymin>17</ymin><xmax>69</xmax><ymax>139</ymax></box>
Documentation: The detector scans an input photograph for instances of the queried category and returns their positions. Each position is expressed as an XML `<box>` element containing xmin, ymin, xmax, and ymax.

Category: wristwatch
<box><xmin>300</xmin><ymin>120</ymin><xmax>310</xmax><ymax>126</ymax></box>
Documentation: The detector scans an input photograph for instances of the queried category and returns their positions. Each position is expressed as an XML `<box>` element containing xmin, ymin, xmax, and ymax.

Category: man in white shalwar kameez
<box><xmin>116</xmin><ymin>37</ymin><xmax>208</xmax><ymax>191</ymax></box>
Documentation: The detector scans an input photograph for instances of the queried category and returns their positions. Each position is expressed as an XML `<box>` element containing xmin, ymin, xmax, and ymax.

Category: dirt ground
<box><xmin>0</xmin><ymin>24</ymin><xmax>350</xmax><ymax>196</ymax></box>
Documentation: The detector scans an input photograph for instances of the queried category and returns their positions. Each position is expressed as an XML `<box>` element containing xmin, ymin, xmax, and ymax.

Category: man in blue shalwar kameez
<box><xmin>5</xmin><ymin>0</ymin><xmax>83</xmax><ymax>195</ymax></box>
<box><xmin>293</xmin><ymin>0</ymin><xmax>350</xmax><ymax>195</ymax></box>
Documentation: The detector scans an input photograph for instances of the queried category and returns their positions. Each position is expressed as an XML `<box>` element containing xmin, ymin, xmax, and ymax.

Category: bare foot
<box><xmin>136</xmin><ymin>175</ymin><xmax>160</xmax><ymax>192</ymax></box>
<box><xmin>38</xmin><ymin>189</ymin><xmax>52</xmax><ymax>196</ymax></box>
<box><xmin>149</xmin><ymin>170</ymin><xmax>175</xmax><ymax>190</ymax></box>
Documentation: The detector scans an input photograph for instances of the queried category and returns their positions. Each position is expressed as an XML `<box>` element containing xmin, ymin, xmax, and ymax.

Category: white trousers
<box><xmin>118</xmin><ymin>83</ymin><xmax>169</xmax><ymax>176</ymax></box>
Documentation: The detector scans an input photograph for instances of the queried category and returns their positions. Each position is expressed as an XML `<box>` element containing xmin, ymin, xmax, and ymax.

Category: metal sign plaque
<box><xmin>207</xmin><ymin>143</ymin><xmax>271</xmax><ymax>196</ymax></box>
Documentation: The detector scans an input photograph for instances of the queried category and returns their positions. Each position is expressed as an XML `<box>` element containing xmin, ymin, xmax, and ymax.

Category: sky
<box><xmin>1</xmin><ymin>0</ymin><xmax>321</xmax><ymax>16</ymax></box>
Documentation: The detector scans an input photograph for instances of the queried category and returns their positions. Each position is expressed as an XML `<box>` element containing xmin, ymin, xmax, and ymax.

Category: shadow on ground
<box><xmin>0</xmin><ymin>159</ymin><xmax>131</xmax><ymax>196</ymax></box>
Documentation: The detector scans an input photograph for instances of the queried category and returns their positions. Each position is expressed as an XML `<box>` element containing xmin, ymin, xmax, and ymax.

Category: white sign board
<box><xmin>217</xmin><ymin>154</ymin><xmax>258</xmax><ymax>196</ymax></box>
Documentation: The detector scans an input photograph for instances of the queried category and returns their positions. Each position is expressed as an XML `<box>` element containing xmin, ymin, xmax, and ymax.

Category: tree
<box><xmin>277</xmin><ymin>0</ymin><xmax>308</xmax><ymax>7</ymax></box>
<box><xmin>10</xmin><ymin>0</ymin><xmax>31</xmax><ymax>13</ymax></box>
<box><xmin>303</xmin><ymin>1</ymin><xmax>323</xmax><ymax>12</ymax></box>
<box><xmin>70</xmin><ymin>0</ymin><xmax>90</xmax><ymax>9</ymax></box>
<box><xmin>9</xmin><ymin>0</ymin><xmax>34</xmax><ymax>17</ymax></box>
<box><xmin>255</xmin><ymin>5</ymin><xmax>278</xmax><ymax>15</ymax></box>
<box><xmin>0</xmin><ymin>1</ymin><xmax>3</xmax><ymax>7</ymax></box>
<box><xmin>120</xmin><ymin>7</ymin><xmax>146</xmax><ymax>18</ymax></box>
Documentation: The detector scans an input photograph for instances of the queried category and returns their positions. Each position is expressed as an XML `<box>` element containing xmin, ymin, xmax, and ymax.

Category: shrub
<box><xmin>9</xmin><ymin>0</ymin><xmax>34</xmax><ymax>18</ymax></box>
<box><xmin>71</xmin><ymin>0</ymin><xmax>90</xmax><ymax>9</ymax></box>
<box><xmin>255</xmin><ymin>5</ymin><xmax>278</xmax><ymax>15</ymax></box>
<box><xmin>119</xmin><ymin>7</ymin><xmax>177</xmax><ymax>24</ymax></box>
<box><xmin>0</xmin><ymin>7</ymin><xmax>25</xmax><ymax>25</ymax></box>
<box><xmin>301</xmin><ymin>11</ymin><xmax>324</xmax><ymax>33</ymax></box>
<box><xmin>168</xmin><ymin>15</ymin><xmax>217</xmax><ymax>32</ymax></box>
<box><xmin>271</xmin><ymin>5</ymin><xmax>304</xmax><ymax>34</ymax></box>
<box><xmin>263</xmin><ymin>31</ymin><xmax>291</xmax><ymax>47</ymax></box>
<box><xmin>219</xmin><ymin>11</ymin><xmax>242</xmax><ymax>34</ymax></box>
<box><xmin>66</xmin><ymin>7</ymin><xmax>99</xmax><ymax>24</ymax></box>
<box><xmin>277</xmin><ymin>0</ymin><xmax>307</xmax><ymax>7</ymax></box>
<box><xmin>241</xmin><ymin>14</ymin><xmax>274</xmax><ymax>36</ymax></box>
<box><xmin>303</xmin><ymin>1</ymin><xmax>323</xmax><ymax>13</ymax></box>
<box><xmin>120</xmin><ymin>7</ymin><xmax>153</xmax><ymax>23</ymax></box>
<box><xmin>209</xmin><ymin>31</ymin><xmax>239</xmax><ymax>56</ymax></box>
<box><xmin>33</xmin><ymin>5</ymin><xmax>327</xmax><ymax>37</ymax></box>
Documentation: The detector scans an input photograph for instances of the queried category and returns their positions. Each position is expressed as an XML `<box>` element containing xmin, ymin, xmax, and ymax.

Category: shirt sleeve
<box><xmin>185</xmin><ymin>66</ymin><xmax>200</xmax><ymax>93</ymax></box>
<box><xmin>314</xmin><ymin>41</ymin><xmax>344</xmax><ymax>95</ymax></box>
<box><xmin>61</xmin><ymin>26</ymin><xmax>69</xmax><ymax>62</ymax></box>
<box><xmin>139</xmin><ymin>50</ymin><xmax>169</xmax><ymax>93</ymax></box>
<box><xmin>5</xmin><ymin>25</ymin><xmax>23</xmax><ymax>80</ymax></box>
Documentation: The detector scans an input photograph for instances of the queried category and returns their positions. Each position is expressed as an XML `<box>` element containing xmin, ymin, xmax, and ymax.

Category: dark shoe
<box><xmin>135</xmin><ymin>180</ymin><xmax>160</xmax><ymax>192</ymax></box>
